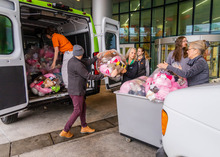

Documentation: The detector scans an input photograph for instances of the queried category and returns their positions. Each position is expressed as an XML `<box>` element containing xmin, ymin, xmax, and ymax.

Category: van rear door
<box><xmin>101</xmin><ymin>17</ymin><xmax>121</xmax><ymax>89</ymax></box>
<box><xmin>0</xmin><ymin>0</ymin><xmax>28</xmax><ymax>117</ymax></box>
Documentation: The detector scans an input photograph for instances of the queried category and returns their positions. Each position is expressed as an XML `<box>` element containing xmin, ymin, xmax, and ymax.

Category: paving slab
<box><xmin>50</xmin><ymin>118</ymin><xmax>115</xmax><ymax>145</ymax></box>
<box><xmin>105</xmin><ymin>116</ymin><xmax>118</xmax><ymax>126</ymax></box>
<box><xmin>11</xmin><ymin>133</ymin><xmax>53</xmax><ymax>156</ymax></box>
<box><xmin>16</xmin><ymin>127</ymin><xmax>157</xmax><ymax>157</ymax></box>
<box><xmin>0</xmin><ymin>129</ymin><xmax>10</xmax><ymax>145</ymax></box>
<box><xmin>50</xmin><ymin>126</ymin><xmax>86</xmax><ymax>144</ymax></box>
<box><xmin>0</xmin><ymin>143</ymin><xmax>10</xmax><ymax>157</ymax></box>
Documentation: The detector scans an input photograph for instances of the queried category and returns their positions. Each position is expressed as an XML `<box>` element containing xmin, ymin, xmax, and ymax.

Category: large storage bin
<box><xmin>115</xmin><ymin>91</ymin><xmax>163</xmax><ymax>148</ymax></box>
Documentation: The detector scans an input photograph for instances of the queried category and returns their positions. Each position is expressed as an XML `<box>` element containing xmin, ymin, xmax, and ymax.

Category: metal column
<box><xmin>92</xmin><ymin>0</ymin><xmax>112</xmax><ymax>51</ymax></box>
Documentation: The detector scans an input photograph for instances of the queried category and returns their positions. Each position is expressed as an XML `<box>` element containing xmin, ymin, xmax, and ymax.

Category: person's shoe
<box><xmin>80</xmin><ymin>126</ymin><xmax>95</xmax><ymax>133</ymax></box>
<box><xmin>59</xmin><ymin>130</ymin><xmax>73</xmax><ymax>138</ymax></box>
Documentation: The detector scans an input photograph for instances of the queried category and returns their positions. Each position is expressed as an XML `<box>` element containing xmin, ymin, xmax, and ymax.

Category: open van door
<box><xmin>0</xmin><ymin>0</ymin><xmax>28</xmax><ymax>122</ymax></box>
<box><xmin>101</xmin><ymin>17</ymin><xmax>121</xmax><ymax>89</ymax></box>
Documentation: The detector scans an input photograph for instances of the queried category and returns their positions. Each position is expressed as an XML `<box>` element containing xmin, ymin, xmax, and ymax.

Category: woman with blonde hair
<box><xmin>137</xmin><ymin>47</ymin><xmax>151</xmax><ymax>77</ymax></box>
<box><xmin>158</xmin><ymin>40</ymin><xmax>209</xmax><ymax>87</ymax></box>
<box><xmin>122</xmin><ymin>47</ymin><xmax>138</xmax><ymax>83</ymax></box>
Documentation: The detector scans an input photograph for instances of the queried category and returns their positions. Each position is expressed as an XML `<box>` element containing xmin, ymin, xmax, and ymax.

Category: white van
<box><xmin>0</xmin><ymin>0</ymin><xmax>120</xmax><ymax>124</ymax></box>
<box><xmin>158</xmin><ymin>83</ymin><xmax>220</xmax><ymax>157</ymax></box>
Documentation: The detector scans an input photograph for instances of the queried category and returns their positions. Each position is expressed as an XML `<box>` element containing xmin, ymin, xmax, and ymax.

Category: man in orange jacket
<box><xmin>46</xmin><ymin>27</ymin><xmax>73</xmax><ymax>88</ymax></box>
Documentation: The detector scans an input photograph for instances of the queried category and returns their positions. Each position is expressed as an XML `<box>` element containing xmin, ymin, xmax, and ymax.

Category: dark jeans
<box><xmin>64</xmin><ymin>95</ymin><xmax>87</xmax><ymax>132</ymax></box>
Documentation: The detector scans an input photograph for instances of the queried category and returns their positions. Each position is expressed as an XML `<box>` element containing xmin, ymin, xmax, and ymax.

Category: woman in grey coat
<box><xmin>166</xmin><ymin>36</ymin><xmax>190</xmax><ymax>71</ymax></box>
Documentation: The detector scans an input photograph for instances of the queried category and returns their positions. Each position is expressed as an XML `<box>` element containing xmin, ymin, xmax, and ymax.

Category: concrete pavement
<box><xmin>12</xmin><ymin>127</ymin><xmax>157</xmax><ymax>157</ymax></box>
<box><xmin>0</xmin><ymin>85</ymin><xmax>157</xmax><ymax>157</ymax></box>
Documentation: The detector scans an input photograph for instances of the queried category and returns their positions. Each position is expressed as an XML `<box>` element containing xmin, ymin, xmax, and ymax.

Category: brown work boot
<box><xmin>80</xmin><ymin>126</ymin><xmax>95</xmax><ymax>133</ymax></box>
<box><xmin>59</xmin><ymin>130</ymin><xmax>73</xmax><ymax>138</ymax></box>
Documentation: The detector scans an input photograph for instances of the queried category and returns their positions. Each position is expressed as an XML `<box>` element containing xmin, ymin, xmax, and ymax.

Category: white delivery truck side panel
<box><xmin>101</xmin><ymin>17</ymin><xmax>121</xmax><ymax>89</ymax></box>
<box><xmin>0</xmin><ymin>0</ymin><xmax>120</xmax><ymax>124</ymax></box>
<box><xmin>0</xmin><ymin>0</ymin><xmax>28</xmax><ymax>117</ymax></box>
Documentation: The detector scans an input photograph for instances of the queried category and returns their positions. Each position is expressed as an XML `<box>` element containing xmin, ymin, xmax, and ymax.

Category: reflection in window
<box><xmin>120</xmin><ymin>47</ymin><xmax>123</xmax><ymax>55</ymax></box>
<box><xmin>140</xmin><ymin>10</ymin><xmax>151</xmax><ymax>42</ymax></box>
<box><xmin>0</xmin><ymin>15</ymin><xmax>13</xmax><ymax>55</ymax></box>
<box><xmin>141</xmin><ymin>0</ymin><xmax>151</xmax><ymax>9</ymax></box>
<box><xmin>83</xmin><ymin>8</ymin><xmax>91</xmax><ymax>15</ymax></box>
<box><xmin>120</xmin><ymin>14</ymin><xmax>129</xmax><ymax>43</ymax></box>
<box><xmin>140</xmin><ymin>43</ymin><xmax>150</xmax><ymax>54</ymax></box>
<box><xmin>113</xmin><ymin>3</ymin><xmax>119</xmax><ymax>14</ymax></box>
<box><xmin>161</xmin><ymin>45</ymin><xmax>166</xmax><ymax>62</ymax></box>
<box><xmin>166</xmin><ymin>0</ymin><xmax>177</xmax><ymax>4</ymax></box>
<box><xmin>130</xmin><ymin>0</ymin><xmax>140</xmax><ymax>11</ymax></box>
<box><xmin>130</xmin><ymin>12</ymin><xmax>139</xmax><ymax>42</ymax></box>
<box><xmin>153</xmin><ymin>0</ymin><xmax>164</xmax><ymax>7</ymax></box>
<box><xmin>194</xmin><ymin>0</ymin><xmax>211</xmax><ymax>34</ymax></box>
<box><xmin>207</xmin><ymin>42</ymin><xmax>220</xmax><ymax>78</ymax></box>
<box><xmin>211</xmin><ymin>0</ymin><xmax>220</xmax><ymax>33</ymax></box>
<box><xmin>179</xmin><ymin>1</ymin><xmax>193</xmax><ymax>35</ymax></box>
<box><xmin>135</xmin><ymin>43</ymin><xmax>139</xmax><ymax>49</ymax></box>
<box><xmin>164</xmin><ymin>4</ymin><xmax>177</xmax><ymax>37</ymax></box>
<box><xmin>120</xmin><ymin>1</ymin><xmax>129</xmax><ymax>13</ymax></box>
<box><xmin>105</xmin><ymin>32</ymin><xmax>117</xmax><ymax>50</ymax></box>
<box><xmin>151</xmin><ymin>43</ymin><xmax>157</xmax><ymax>71</ymax></box>
<box><xmin>152</xmin><ymin>7</ymin><xmax>163</xmax><ymax>41</ymax></box>
<box><xmin>112</xmin><ymin>15</ymin><xmax>119</xmax><ymax>21</ymax></box>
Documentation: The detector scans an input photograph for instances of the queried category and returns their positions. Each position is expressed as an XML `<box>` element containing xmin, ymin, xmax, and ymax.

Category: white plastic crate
<box><xmin>115</xmin><ymin>91</ymin><xmax>163</xmax><ymax>147</ymax></box>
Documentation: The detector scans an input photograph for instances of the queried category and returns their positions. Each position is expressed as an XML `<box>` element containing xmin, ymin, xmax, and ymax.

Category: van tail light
<box><xmin>162</xmin><ymin>109</ymin><xmax>168</xmax><ymax>136</ymax></box>
<box><xmin>93</xmin><ymin>52</ymin><xmax>99</xmax><ymax>75</ymax></box>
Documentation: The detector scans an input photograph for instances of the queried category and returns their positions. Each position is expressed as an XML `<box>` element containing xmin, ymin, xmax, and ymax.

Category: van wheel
<box><xmin>1</xmin><ymin>113</ymin><xmax>18</xmax><ymax>124</ymax></box>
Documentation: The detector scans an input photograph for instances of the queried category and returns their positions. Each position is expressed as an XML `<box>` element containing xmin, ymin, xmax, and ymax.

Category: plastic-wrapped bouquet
<box><xmin>145</xmin><ymin>68</ymin><xmax>188</xmax><ymax>102</ymax></box>
<box><xmin>97</xmin><ymin>49</ymin><xmax>127</xmax><ymax>78</ymax></box>
<box><xmin>119</xmin><ymin>76</ymin><xmax>148</xmax><ymax>96</ymax></box>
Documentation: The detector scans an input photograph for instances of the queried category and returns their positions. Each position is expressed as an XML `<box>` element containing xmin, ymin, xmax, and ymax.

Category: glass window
<box><xmin>130</xmin><ymin>12</ymin><xmax>139</xmax><ymax>42</ymax></box>
<box><xmin>105</xmin><ymin>32</ymin><xmax>116</xmax><ymax>50</ymax></box>
<box><xmin>166</xmin><ymin>0</ymin><xmax>177</xmax><ymax>4</ymax></box>
<box><xmin>178</xmin><ymin>0</ymin><xmax>193</xmax><ymax>35</ymax></box>
<box><xmin>0</xmin><ymin>15</ymin><xmax>13</xmax><ymax>55</ymax></box>
<box><xmin>83</xmin><ymin>8</ymin><xmax>91</xmax><ymax>15</ymax></box>
<box><xmin>120</xmin><ymin>1</ymin><xmax>129</xmax><ymax>13</ymax></box>
<box><xmin>141</xmin><ymin>0</ymin><xmax>151</xmax><ymax>9</ymax></box>
<box><xmin>164</xmin><ymin>4</ymin><xmax>177</xmax><ymax>37</ymax></box>
<box><xmin>120</xmin><ymin>14</ymin><xmax>129</xmax><ymax>43</ymax></box>
<box><xmin>207</xmin><ymin>42</ymin><xmax>220</xmax><ymax>78</ymax></box>
<box><xmin>140</xmin><ymin>10</ymin><xmax>151</xmax><ymax>42</ymax></box>
<box><xmin>130</xmin><ymin>0</ymin><xmax>140</xmax><ymax>11</ymax></box>
<box><xmin>152</xmin><ymin>7</ymin><xmax>163</xmax><ymax>41</ymax></box>
<box><xmin>135</xmin><ymin>43</ymin><xmax>140</xmax><ymax>49</ymax></box>
<box><xmin>120</xmin><ymin>47</ymin><xmax>123</xmax><ymax>55</ymax></box>
<box><xmin>140</xmin><ymin>43</ymin><xmax>151</xmax><ymax>54</ymax></box>
<box><xmin>113</xmin><ymin>3</ymin><xmax>119</xmax><ymax>14</ymax></box>
<box><xmin>211</xmin><ymin>0</ymin><xmax>220</xmax><ymax>33</ymax></box>
<box><xmin>194</xmin><ymin>0</ymin><xmax>211</xmax><ymax>34</ymax></box>
<box><xmin>112</xmin><ymin>15</ymin><xmax>119</xmax><ymax>21</ymax></box>
<box><xmin>151</xmin><ymin>43</ymin><xmax>157</xmax><ymax>71</ymax></box>
<box><xmin>153</xmin><ymin>0</ymin><xmax>164</xmax><ymax>7</ymax></box>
